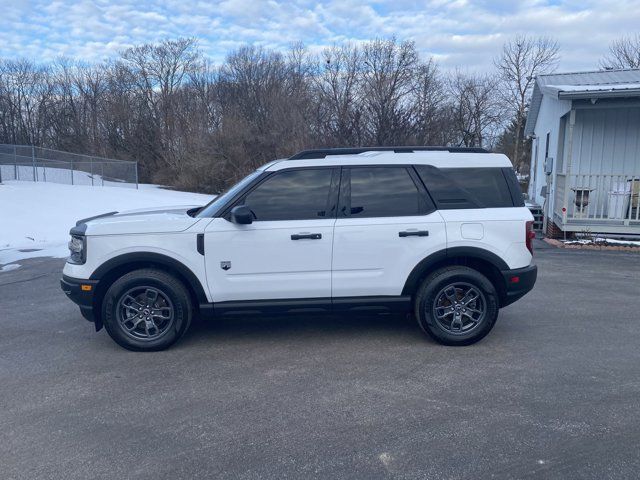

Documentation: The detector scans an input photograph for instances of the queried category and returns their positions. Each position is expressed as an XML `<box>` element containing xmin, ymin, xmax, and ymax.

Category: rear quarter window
<box><xmin>415</xmin><ymin>166</ymin><xmax>520</xmax><ymax>209</ymax></box>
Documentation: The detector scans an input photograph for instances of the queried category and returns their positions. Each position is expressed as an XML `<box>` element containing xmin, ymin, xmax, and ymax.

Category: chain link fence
<box><xmin>0</xmin><ymin>144</ymin><xmax>138</xmax><ymax>189</ymax></box>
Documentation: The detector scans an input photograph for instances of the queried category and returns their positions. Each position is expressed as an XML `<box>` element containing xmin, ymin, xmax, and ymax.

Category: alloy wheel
<box><xmin>116</xmin><ymin>286</ymin><xmax>175</xmax><ymax>341</ymax></box>
<box><xmin>432</xmin><ymin>282</ymin><xmax>486</xmax><ymax>335</ymax></box>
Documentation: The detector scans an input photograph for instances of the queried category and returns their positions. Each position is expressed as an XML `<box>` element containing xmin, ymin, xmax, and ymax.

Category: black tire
<box><xmin>414</xmin><ymin>266</ymin><xmax>499</xmax><ymax>346</ymax></box>
<box><xmin>102</xmin><ymin>269</ymin><xmax>192</xmax><ymax>351</ymax></box>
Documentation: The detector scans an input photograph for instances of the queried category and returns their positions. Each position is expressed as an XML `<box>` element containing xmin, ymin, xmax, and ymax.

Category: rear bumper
<box><xmin>60</xmin><ymin>275</ymin><xmax>99</xmax><ymax>323</ymax></box>
<box><xmin>500</xmin><ymin>264</ymin><xmax>537</xmax><ymax>307</ymax></box>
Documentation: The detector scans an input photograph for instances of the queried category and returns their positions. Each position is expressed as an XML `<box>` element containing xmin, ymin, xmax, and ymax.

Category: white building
<box><xmin>525</xmin><ymin>69</ymin><xmax>640</xmax><ymax>236</ymax></box>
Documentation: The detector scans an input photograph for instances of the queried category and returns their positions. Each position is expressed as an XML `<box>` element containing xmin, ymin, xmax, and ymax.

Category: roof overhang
<box><xmin>525</xmin><ymin>83</ymin><xmax>640</xmax><ymax>137</ymax></box>
<box><xmin>524</xmin><ymin>70</ymin><xmax>640</xmax><ymax>137</ymax></box>
<box><xmin>557</xmin><ymin>88</ymin><xmax>640</xmax><ymax>100</ymax></box>
<box><xmin>523</xmin><ymin>84</ymin><xmax>542</xmax><ymax>137</ymax></box>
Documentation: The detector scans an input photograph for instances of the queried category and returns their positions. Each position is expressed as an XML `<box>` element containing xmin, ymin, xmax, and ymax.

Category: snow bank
<box><xmin>0</xmin><ymin>181</ymin><xmax>212</xmax><ymax>265</ymax></box>
<box><xmin>563</xmin><ymin>237</ymin><xmax>640</xmax><ymax>247</ymax></box>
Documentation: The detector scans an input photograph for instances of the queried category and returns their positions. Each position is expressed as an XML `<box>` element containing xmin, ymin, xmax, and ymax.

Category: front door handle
<box><xmin>399</xmin><ymin>230</ymin><xmax>429</xmax><ymax>237</ymax></box>
<box><xmin>291</xmin><ymin>233</ymin><xmax>322</xmax><ymax>240</ymax></box>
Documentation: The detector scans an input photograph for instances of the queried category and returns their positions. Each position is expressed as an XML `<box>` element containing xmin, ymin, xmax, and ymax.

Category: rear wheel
<box><xmin>414</xmin><ymin>266</ymin><xmax>499</xmax><ymax>346</ymax></box>
<box><xmin>102</xmin><ymin>269</ymin><xmax>192</xmax><ymax>351</ymax></box>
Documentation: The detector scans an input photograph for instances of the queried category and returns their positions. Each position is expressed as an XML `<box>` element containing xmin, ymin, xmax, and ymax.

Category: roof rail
<box><xmin>289</xmin><ymin>146</ymin><xmax>490</xmax><ymax>159</ymax></box>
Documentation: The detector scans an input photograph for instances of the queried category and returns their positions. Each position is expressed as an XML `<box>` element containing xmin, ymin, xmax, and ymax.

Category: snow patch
<box><xmin>378</xmin><ymin>452</ymin><xmax>392</xmax><ymax>467</ymax></box>
<box><xmin>0</xmin><ymin>181</ymin><xmax>212</xmax><ymax>265</ymax></box>
<box><xmin>0</xmin><ymin>244</ymin><xmax>69</xmax><ymax>265</ymax></box>
<box><xmin>0</xmin><ymin>263</ymin><xmax>21</xmax><ymax>272</ymax></box>
<box><xmin>563</xmin><ymin>236</ymin><xmax>640</xmax><ymax>247</ymax></box>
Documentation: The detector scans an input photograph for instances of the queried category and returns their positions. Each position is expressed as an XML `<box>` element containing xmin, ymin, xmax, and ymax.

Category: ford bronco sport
<box><xmin>61</xmin><ymin>147</ymin><xmax>537</xmax><ymax>351</ymax></box>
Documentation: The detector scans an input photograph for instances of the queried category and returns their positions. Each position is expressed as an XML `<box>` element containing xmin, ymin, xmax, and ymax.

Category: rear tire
<box><xmin>414</xmin><ymin>266</ymin><xmax>499</xmax><ymax>346</ymax></box>
<box><xmin>102</xmin><ymin>269</ymin><xmax>192</xmax><ymax>351</ymax></box>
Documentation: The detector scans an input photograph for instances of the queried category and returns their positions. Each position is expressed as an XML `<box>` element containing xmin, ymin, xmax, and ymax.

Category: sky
<box><xmin>1</xmin><ymin>0</ymin><xmax>640</xmax><ymax>72</ymax></box>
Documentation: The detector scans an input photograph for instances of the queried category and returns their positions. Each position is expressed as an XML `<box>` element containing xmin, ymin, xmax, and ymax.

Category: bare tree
<box><xmin>121</xmin><ymin>38</ymin><xmax>201</xmax><ymax>175</ymax></box>
<box><xmin>411</xmin><ymin>59</ymin><xmax>449</xmax><ymax>145</ymax></box>
<box><xmin>0</xmin><ymin>36</ymin><xmax>566</xmax><ymax>192</ymax></box>
<box><xmin>448</xmin><ymin>71</ymin><xmax>504</xmax><ymax>148</ymax></box>
<box><xmin>361</xmin><ymin>38</ymin><xmax>419</xmax><ymax>145</ymax></box>
<box><xmin>600</xmin><ymin>34</ymin><xmax>640</xmax><ymax>69</ymax></box>
<box><xmin>215</xmin><ymin>45</ymin><xmax>317</xmax><ymax>186</ymax></box>
<box><xmin>495</xmin><ymin>35</ymin><xmax>559</xmax><ymax>171</ymax></box>
<box><xmin>0</xmin><ymin>59</ymin><xmax>54</xmax><ymax>145</ymax></box>
<box><xmin>314</xmin><ymin>43</ymin><xmax>363</xmax><ymax>146</ymax></box>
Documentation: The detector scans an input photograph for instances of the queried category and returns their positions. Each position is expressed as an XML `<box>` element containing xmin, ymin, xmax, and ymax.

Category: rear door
<box><xmin>331</xmin><ymin>166</ymin><xmax>447</xmax><ymax>298</ymax></box>
<box><xmin>204</xmin><ymin>167</ymin><xmax>339</xmax><ymax>302</ymax></box>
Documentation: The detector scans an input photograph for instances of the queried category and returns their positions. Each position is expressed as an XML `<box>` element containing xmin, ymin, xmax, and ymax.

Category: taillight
<box><xmin>526</xmin><ymin>221</ymin><xmax>535</xmax><ymax>255</ymax></box>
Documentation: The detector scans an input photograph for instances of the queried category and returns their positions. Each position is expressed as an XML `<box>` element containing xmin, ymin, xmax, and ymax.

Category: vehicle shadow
<box><xmin>179</xmin><ymin>312</ymin><xmax>425</xmax><ymax>346</ymax></box>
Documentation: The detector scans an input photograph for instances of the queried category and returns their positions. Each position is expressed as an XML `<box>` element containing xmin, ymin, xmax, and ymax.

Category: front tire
<box><xmin>414</xmin><ymin>266</ymin><xmax>499</xmax><ymax>346</ymax></box>
<box><xmin>102</xmin><ymin>269</ymin><xmax>192</xmax><ymax>351</ymax></box>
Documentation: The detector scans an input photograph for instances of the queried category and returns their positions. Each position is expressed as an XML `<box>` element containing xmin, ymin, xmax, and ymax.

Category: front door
<box><xmin>204</xmin><ymin>167</ymin><xmax>339</xmax><ymax>303</ymax></box>
<box><xmin>332</xmin><ymin>166</ymin><xmax>447</xmax><ymax>298</ymax></box>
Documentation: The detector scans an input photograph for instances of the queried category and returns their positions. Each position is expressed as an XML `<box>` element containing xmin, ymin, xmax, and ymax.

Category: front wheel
<box><xmin>414</xmin><ymin>266</ymin><xmax>499</xmax><ymax>346</ymax></box>
<box><xmin>102</xmin><ymin>269</ymin><xmax>192</xmax><ymax>351</ymax></box>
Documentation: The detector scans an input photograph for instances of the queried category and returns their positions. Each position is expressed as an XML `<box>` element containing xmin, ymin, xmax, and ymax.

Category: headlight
<box><xmin>68</xmin><ymin>235</ymin><xmax>86</xmax><ymax>264</ymax></box>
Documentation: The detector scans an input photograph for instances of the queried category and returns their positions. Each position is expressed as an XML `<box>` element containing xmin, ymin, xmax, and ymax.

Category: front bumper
<box><xmin>500</xmin><ymin>264</ymin><xmax>537</xmax><ymax>307</ymax></box>
<box><xmin>60</xmin><ymin>275</ymin><xmax>100</xmax><ymax>324</ymax></box>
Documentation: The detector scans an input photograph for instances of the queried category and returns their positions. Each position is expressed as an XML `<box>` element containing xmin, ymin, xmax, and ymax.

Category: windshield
<box><xmin>196</xmin><ymin>170</ymin><xmax>263</xmax><ymax>218</ymax></box>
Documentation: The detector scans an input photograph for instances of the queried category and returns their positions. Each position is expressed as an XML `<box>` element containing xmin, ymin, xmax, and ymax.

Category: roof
<box><xmin>266</xmin><ymin>150</ymin><xmax>512</xmax><ymax>171</ymax></box>
<box><xmin>524</xmin><ymin>69</ymin><xmax>640</xmax><ymax>136</ymax></box>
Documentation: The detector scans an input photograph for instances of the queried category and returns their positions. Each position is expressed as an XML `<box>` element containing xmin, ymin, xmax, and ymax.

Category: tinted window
<box><xmin>501</xmin><ymin>167</ymin><xmax>525</xmax><ymax>207</ymax></box>
<box><xmin>415</xmin><ymin>166</ymin><xmax>514</xmax><ymax>209</ymax></box>
<box><xmin>242</xmin><ymin>168</ymin><xmax>334</xmax><ymax>221</ymax></box>
<box><xmin>346</xmin><ymin>167</ymin><xmax>430</xmax><ymax>218</ymax></box>
<box><xmin>197</xmin><ymin>170</ymin><xmax>262</xmax><ymax>218</ymax></box>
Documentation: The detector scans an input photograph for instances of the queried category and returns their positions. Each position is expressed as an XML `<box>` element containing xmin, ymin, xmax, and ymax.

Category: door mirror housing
<box><xmin>230</xmin><ymin>205</ymin><xmax>253</xmax><ymax>224</ymax></box>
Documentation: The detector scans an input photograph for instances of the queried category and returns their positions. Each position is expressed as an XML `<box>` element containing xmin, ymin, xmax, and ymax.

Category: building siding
<box><xmin>572</xmin><ymin>107</ymin><xmax>640</xmax><ymax>176</ymax></box>
<box><xmin>528</xmin><ymin>95</ymin><xmax>571</xmax><ymax>206</ymax></box>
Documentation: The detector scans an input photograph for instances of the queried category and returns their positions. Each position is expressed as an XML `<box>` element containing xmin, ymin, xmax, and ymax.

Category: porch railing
<box><xmin>555</xmin><ymin>173</ymin><xmax>640</xmax><ymax>224</ymax></box>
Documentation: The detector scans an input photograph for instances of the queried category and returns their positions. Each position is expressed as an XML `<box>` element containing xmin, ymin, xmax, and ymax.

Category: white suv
<box><xmin>61</xmin><ymin>147</ymin><xmax>537</xmax><ymax>351</ymax></box>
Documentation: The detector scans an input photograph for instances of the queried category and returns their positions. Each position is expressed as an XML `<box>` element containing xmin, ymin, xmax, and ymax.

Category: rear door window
<box><xmin>342</xmin><ymin>167</ymin><xmax>434</xmax><ymax>218</ymax></box>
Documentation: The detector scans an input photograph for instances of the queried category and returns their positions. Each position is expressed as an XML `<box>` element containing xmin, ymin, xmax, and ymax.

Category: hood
<box><xmin>78</xmin><ymin>205</ymin><xmax>204</xmax><ymax>236</ymax></box>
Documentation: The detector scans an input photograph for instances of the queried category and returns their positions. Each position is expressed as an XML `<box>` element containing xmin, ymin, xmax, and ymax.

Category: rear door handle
<box><xmin>291</xmin><ymin>233</ymin><xmax>322</xmax><ymax>240</ymax></box>
<box><xmin>399</xmin><ymin>230</ymin><xmax>429</xmax><ymax>237</ymax></box>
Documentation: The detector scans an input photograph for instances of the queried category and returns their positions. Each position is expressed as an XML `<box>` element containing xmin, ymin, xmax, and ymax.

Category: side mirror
<box><xmin>230</xmin><ymin>205</ymin><xmax>253</xmax><ymax>225</ymax></box>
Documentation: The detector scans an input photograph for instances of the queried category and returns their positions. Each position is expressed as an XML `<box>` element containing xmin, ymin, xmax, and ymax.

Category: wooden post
<box><xmin>562</xmin><ymin>109</ymin><xmax>576</xmax><ymax>228</ymax></box>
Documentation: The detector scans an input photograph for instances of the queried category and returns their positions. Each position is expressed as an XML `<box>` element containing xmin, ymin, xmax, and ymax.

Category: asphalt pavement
<box><xmin>1</xmin><ymin>241</ymin><xmax>640</xmax><ymax>479</ymax></box>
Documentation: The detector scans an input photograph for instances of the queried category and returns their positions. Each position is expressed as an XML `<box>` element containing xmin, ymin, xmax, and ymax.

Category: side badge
<box><xmin>220</xmin><ymin>261</ymin><xmax>231</xmax><ymax>271</ymax></box>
